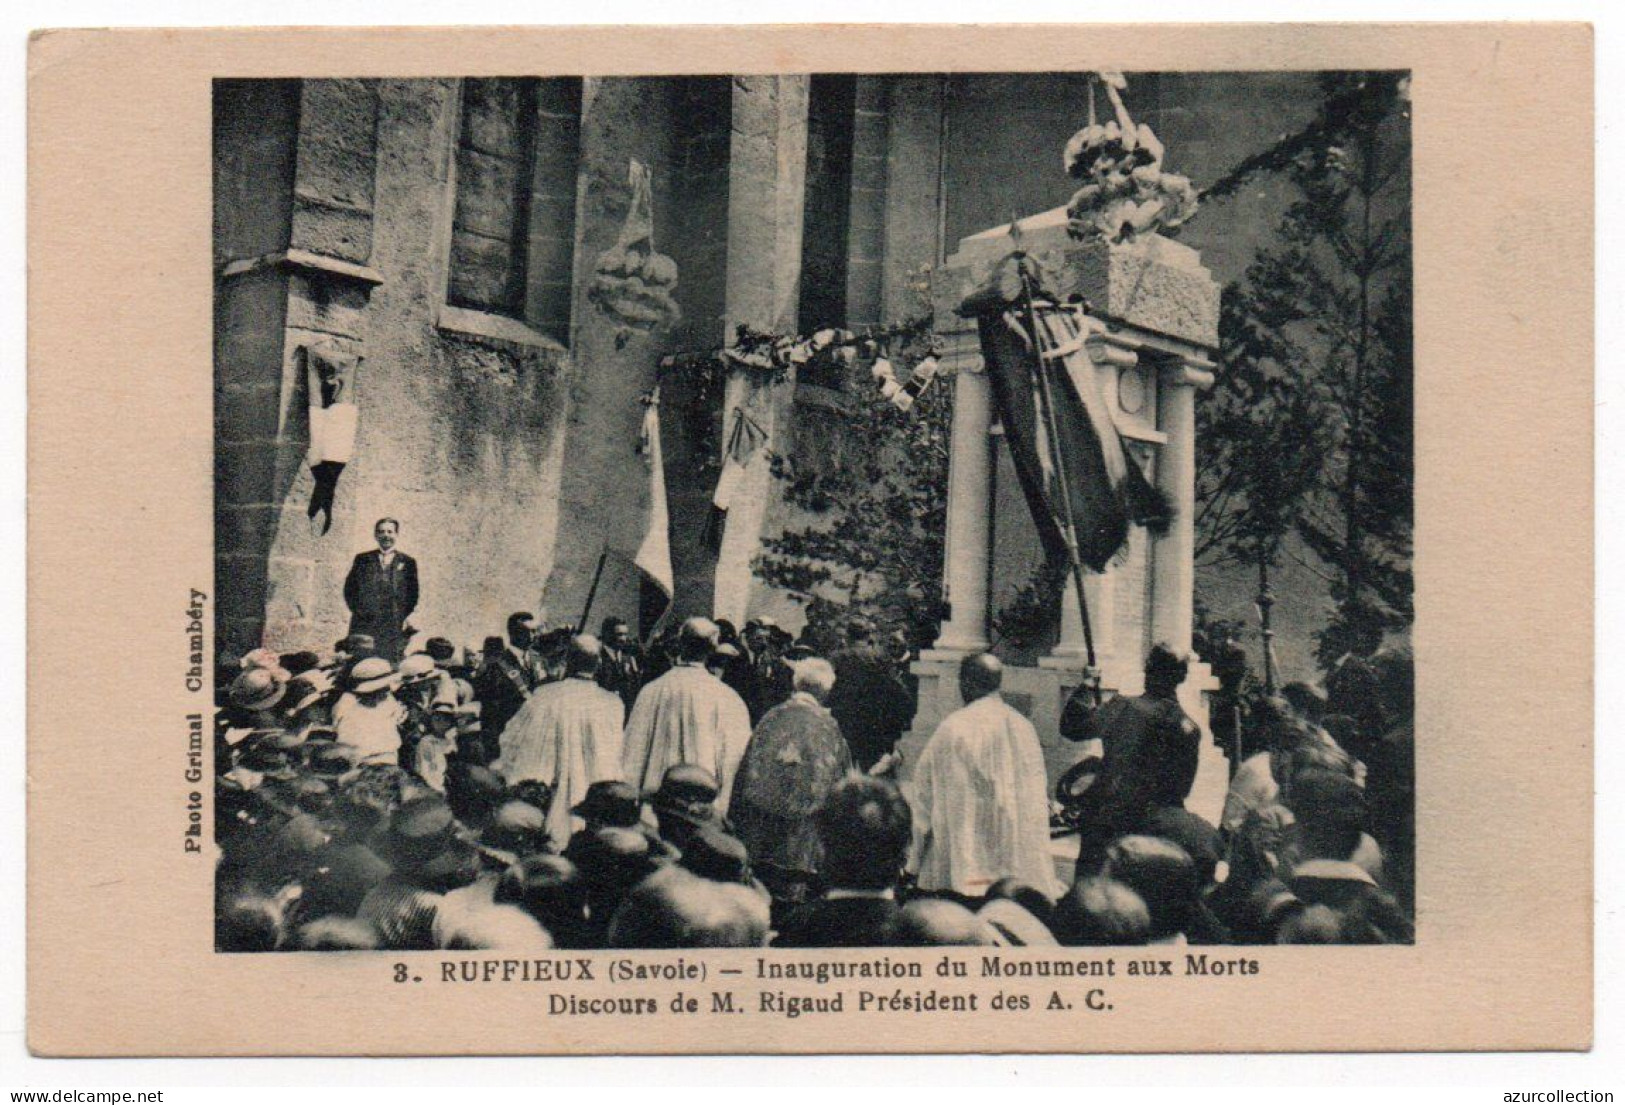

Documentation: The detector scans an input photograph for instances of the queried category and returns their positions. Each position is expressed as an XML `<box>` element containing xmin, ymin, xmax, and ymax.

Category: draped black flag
<box><xmin>959</xmin><ymin>252</ymin><xmax>1170</xmax><ymax>572</ymax></box>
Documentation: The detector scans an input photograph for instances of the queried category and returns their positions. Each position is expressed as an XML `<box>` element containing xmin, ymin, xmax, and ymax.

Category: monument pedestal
<box><xmin>902</xmin><ymin>207</ymin><xmax>1228</xmax><ymax>827</ymax></box>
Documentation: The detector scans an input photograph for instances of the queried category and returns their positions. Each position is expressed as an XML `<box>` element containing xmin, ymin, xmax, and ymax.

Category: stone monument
<box><xmin>900</xmin><ymin>205</ymin><xmax>1228</xmax><ymax>827</ymax></box>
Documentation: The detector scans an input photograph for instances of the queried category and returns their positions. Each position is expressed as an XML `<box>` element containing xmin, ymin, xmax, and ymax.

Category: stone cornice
<box><xmin>218</xmin><ymin>248</ymin><xmax>384</xmax><ymax>287</ymax></box>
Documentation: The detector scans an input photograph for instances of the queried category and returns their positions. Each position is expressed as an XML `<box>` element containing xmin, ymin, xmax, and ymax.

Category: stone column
<box><xmin>1050</xmin><ymin>570</ymin><xmax>1113</xmax><ymax>665</ymax></box>
<box><xmin>880</xmin><ymin>75</ymin><xmax>947</xmax><ymax>320</ymax></box>
<box><xmin>928</xmin><ymin>327</ymin><xmax>994</xmax><ymax>654</ymax></box>
<box><xmin>222</xmin><ymin>78</ymin><xmax>384</xmax><ymax>654</ymax></box>
<box><xmin>712</xmin><ymin>75</ymin><xmax>810</xmax><ymax>625</ymax></box>
<box><xmin>1150</xmin><ymin>358</ymin><xmax>1215</xmax><ymax>655</ymax></box>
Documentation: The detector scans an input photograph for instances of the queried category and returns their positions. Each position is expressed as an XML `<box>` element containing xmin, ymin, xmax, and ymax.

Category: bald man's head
<box><xmin>605</xmin><ymin>868</ymin><xmax>768</xmax><ymax>948</ymax></box>
<box><xmin>677</xmin><ymin>617</ymin><xmax>720</xmax><ymax>662</ymax></box>
<box><xmin>885</xmin><ymin>899</ymin><xmax>999</xmax><ymax>947</ymax></box>
<box><xmin>958</xmin><ymin>652</ymin><xmax>1003</xmax><ymax>703</ymax></box>
<box><xmin>565</xmin><ymin>634</ymin><xmax>603</xmax><ymax>677</ymax></box>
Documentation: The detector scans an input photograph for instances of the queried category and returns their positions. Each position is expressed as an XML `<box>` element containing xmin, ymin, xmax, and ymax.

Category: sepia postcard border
<box><xmin>27</xmin><ymin>22</ymin><xmax>1593</xmax><ymax>1056</ymax></box>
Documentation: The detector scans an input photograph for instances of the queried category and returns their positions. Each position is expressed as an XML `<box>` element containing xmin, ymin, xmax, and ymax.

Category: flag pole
<box><xmin>578</xmin><ymin>546</ymin><xmax>610</xmax><ymax>636</ymax></box>
<box><xmin>1015</xmin><ymin>252</ymin><xmax>1100</xmax><ymax>679</ymax></box>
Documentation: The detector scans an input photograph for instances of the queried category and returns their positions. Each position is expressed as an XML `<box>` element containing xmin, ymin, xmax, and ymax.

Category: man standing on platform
<box><xmin>621</xmin><ymin>617</ymin><xmax>753</xmax><ymax>815</ymax></box>
<box><xmin>342</xmin><ymin>518</ymin><xmax>419</xmax><ymax>663</ymax></box>
<box><xmin>906</xmin><ymin>653</ymin><xmax>1062</xmax><ymax>901</ymax></box>
<box><xmin>740</xmin><ymin>617</ymin><xmax>793</xmax><ymax>724</ymax></box>
<box><xmin>1062</xmin><ymin>643</ymin><xmax>1202</xmax><ymax>872</ymax></box>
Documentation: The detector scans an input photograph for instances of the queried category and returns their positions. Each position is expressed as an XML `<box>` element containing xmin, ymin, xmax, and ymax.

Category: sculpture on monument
<box><xmin>1063</xmin><ymin>71</ymin><xmax>1200</xmax><ymax>245</ymax></box>
<box><xmin>588</xmin><ymin>159</ymin><xmax>683</xmax><ymax>341</ymax></box>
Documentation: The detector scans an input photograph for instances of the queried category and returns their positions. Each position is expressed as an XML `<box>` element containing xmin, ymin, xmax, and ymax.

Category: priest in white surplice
<box><xmin>621</xmin><ymin>617</ymin><xmax>753</xmax><ymax>815</ymax></box>
<box><xmin>497</xmin><ymin>634</ymin><xmax>626</xmax><ymax>848</ymax></box>
<box><xmin>906</xmin><ymin>653</ymin><xmax>1063</xmax><ymax>899</ymax></box>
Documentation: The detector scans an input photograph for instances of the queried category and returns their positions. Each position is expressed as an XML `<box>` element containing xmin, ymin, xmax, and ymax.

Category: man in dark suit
<box><xmin>342</xmin><ymin>518</ymin><xmax>419</xmax><ymax>663</ymax></box>
<box><xmin>596</xmin><ymin>616</ymin><xmax>644</xmax><ymax>715</ymax></box>
<box><xmin>826</xmin><ymin>617</ymin><xmax>914</xmax><ymax>771</ymax></box>
<box><xmin>1061</xmin><ymin>643</ymin><xmax>1200</xmax><ymax>874</ymax></box>
<box><xmin>472</xmin><ymin>612</ymin><xmax>542</xmax><ymax>755</ymax></box>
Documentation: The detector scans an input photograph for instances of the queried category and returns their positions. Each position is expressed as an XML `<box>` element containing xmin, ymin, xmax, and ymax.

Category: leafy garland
<box><xmin>655</xmin><ymin>318</ymin><xmax>934</xmax><ymax>389</ymax></box>
<box><xmin>989</xmin><ymin>558</ymin><xmax>1070</xmax><ymax>656</ymax></box>
<box><xmin>649</xmin><ymin>317</ymin><xmax>939</xmax><ymax>475</ymax></box>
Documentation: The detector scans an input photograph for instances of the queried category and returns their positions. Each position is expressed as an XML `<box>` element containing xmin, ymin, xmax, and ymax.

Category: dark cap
<box><xmin>280</xmin><ymin>651</ymin><xmax>321</xmax><ymax>677</ymax></box>
<box><xmin>283</xmin><ymin>673</ymin><xmax>333</xmax><ymax>715</ymax></box>
<box><xmin>237</xmin><ymin>729</ymin><xmax>301</xmax><ymax>774</ymax></box>
<box><xmin>571</xmin><ymin>780</ymin><xmax>643</xmax><ymax>827</ymax></box>
<box><xmin>376</xmin><ymin>797</ymin><xmax>465</xmax><ymax>869</ymax></box>
<box><xmin>563</xmin><ymin>826</ymin><xmax>668</xmax><ymax>890</ymax></box>
<box><xmin>445</xmin><ymin>763</ymin><xmax>509</xmax><ymax>826</ymax></box>
<box><xmin>299</xmin><ymin>843</ymin><xmax>393</xmax><ymax>919</ymax></box>
<box><xmin>268</xmin><ymin>774</ymin><xmax>334</xmax><ymax>817</ymax></box>
<box><xmin>496</xmin><ymin>854</ymin><xmax>586</xmax><ymax>916</ymax></box>
<box><xmin>646</xmin><ymin>765</ymin><xmax>720</xmax><ymax>824</ymax></box>
<box><xmin>1141</xmin><ymin>806</ymin><xmax>1223</xmax><ymax>883</ymax></box>
<box><xmin>1286</xmin><ymin>768</ymin><xmax>1368</xmax><ymax>830</ymax></box>
<box><xmin>679</xmin><ymin>822</ymin><xmax>752</xmax><ymax>884</ymax></box>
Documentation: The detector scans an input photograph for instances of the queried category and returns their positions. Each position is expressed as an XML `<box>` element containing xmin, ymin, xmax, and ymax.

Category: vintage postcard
<box><xmin>27</xmin><ymin>23</ymin><xmax>1592</xmax><ymax>1055</ymax></box>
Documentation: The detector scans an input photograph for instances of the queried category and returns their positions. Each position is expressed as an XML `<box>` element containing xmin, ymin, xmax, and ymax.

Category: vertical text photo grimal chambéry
<box><xmin>213</xmin><ymin>72</ymin><xmax>1413</xmax><ymax>954</ymax></box>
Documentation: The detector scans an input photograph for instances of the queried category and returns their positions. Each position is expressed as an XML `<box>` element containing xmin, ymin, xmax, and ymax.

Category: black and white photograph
<box><xmin>210</xmin><ymin>68</ymin><xmax>1416</xmax><ymax>955</ymax></box>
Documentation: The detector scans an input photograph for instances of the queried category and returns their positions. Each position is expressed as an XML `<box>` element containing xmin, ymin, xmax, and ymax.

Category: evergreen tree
<box><xmin>753</xmin><ymin>332</ymin><xmax>952</xmax><ymax>651</ymax></box>
<box><xmin>1201</xmin><ymin>72</ymin><xmax>1413</xmax><ymax>669</ymax></box>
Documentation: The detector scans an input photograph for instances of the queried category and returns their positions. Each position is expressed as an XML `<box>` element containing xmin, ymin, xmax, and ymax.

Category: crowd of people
<box><xmin>215</xmin><ymin>587</ymin><xmax>1414</xmax><ymax>952</ymax></box>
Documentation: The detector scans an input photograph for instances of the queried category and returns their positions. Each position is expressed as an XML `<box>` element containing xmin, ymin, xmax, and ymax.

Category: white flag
<box><xmin>628</xmin><ymin>395</ymin><xmax>674</xmax><ymax>600</ymax></box>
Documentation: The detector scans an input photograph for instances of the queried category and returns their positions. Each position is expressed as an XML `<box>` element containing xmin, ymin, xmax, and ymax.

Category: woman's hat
<box><xmin>229</xmin><ymin>668</ymin><xmax>286</xmax><ymax>712</ymax></box>
<box><xmin>349</xmin><ymin>657</ymin><xmax>398</xmax><ymax>694</ymax></box>
<box><xmin>481</xmin><ymin>800</ymin><xmax>550</xmax><ymax>859</ymax></box>
<box><xmin>398</xmin><ymin>653</ymin><xmax>438</xmax><ymax>685</ymax></box>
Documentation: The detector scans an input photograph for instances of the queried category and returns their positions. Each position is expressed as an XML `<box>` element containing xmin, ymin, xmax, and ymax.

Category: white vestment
<box><xmin>621</xmin><ymin>662</ymin><xmax>753</xmax><ymax>814</ymax></box>
<box><xmin>332</xmin><ymin>693</ymin><xmax>404</xmax><ymax>766</ymax></box>
<box><xmin>907</xmin><ymin>693</ymin><xmax>1062</xmax><ymax>898</ymax></box>
<box><xmin>497</xmin><ymin>675</ymin><xmax>626</xmax><ymax>847</ymax></box>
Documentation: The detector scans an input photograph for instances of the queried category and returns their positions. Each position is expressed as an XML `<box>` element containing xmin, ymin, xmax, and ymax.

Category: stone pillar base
<box><xmin>1179</xmin><ymin>658</ymin><xmax>1230</xmax><ymax>827</ymax></box>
